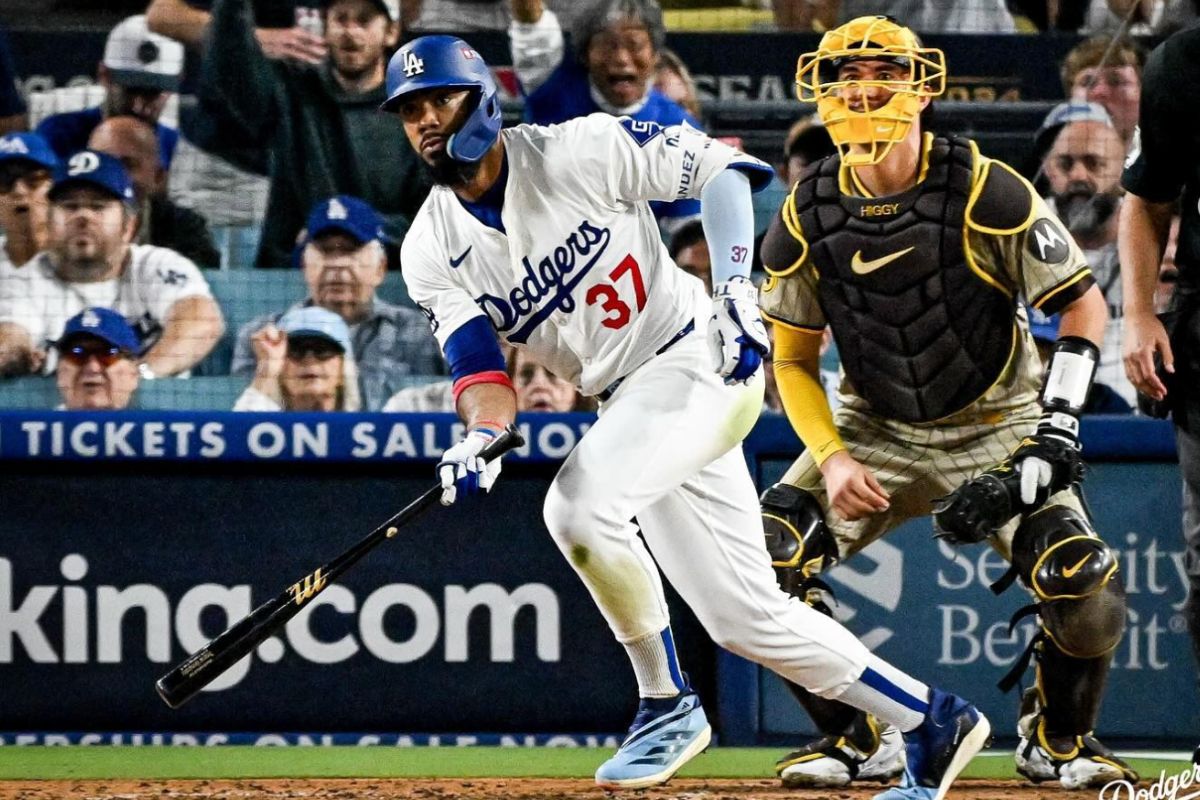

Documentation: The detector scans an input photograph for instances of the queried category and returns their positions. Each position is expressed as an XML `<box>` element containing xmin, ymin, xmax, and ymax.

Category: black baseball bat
<box><xmin>155</xmin><ymin>424</ymin><xmax>525</xmax><ymax>709</ymax></box>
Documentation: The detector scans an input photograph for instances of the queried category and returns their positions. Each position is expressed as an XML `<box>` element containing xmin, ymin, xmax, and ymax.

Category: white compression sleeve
<box><xmin>700</xmin><ymin>168</ymin><xmax>756</xmax><ymax>286</ymax></box>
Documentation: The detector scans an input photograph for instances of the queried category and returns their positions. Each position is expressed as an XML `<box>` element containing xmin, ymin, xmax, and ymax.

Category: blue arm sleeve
<box><xmin>701</xmin><ymin>168</ymin><xmax>756</xmax><ymax>285</ymax></box>
<box><xmin>443</xmin><ymin>315</ymin><xmax>506</xmax><ymax>382</ymax></box>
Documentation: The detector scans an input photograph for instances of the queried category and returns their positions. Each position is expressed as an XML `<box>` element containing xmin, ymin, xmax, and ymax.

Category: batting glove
<box><xmin>708</xmin><ymin>276</ymin><xmax>770</xmax><ymax>385</ymax></box>
<box><xmin>437</xmin><ymin>427</ymin><xmax>502</xmax><ymax>506</ymax></box>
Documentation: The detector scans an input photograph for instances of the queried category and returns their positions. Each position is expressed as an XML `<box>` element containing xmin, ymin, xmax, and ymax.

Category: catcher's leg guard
<box><xmin>761</xmin><ymin>484</ymin><xmax>903</xmax><ymax>787</ymax></box>
<box><xmin>762</xmin><ymin>483</ymin><xmax>839</xmax><ymax>602</ymax></box>
<box><xmin>1007</xmin><ymin>505</ymin><xmax>1137</xmax><ymax>787</ymax></box>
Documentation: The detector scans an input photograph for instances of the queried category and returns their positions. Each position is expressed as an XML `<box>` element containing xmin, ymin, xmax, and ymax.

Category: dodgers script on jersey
<box><xmin>401</xmin><ymin>113</ymin><xmax>769</xmax><ymax>396</ymax></box>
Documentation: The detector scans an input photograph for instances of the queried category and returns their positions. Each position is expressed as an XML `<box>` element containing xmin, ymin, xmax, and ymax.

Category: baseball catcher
<box><xmin>758</xmin><ymin>14</ymin><xmax>1135</xmax><ymax>791</ymax></box>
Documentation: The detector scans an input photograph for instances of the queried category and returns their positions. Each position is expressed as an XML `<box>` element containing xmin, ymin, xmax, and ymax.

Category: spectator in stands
<box><xmin>53</xmin><ymin>307</ymin><xmax>141</xmax><ymax>411</ymax></box>
<box><xmin>510</xmin><ymin>346</ymin><xmax>585</xmax><ymax>412</ymax></box>
<box><xmin>383</xmin><ymin>345</ymin><xmax>593</xmax><ymax>412</ymax></box>
<box><xmin>668</xmin><ymin>220</ymin><xmax>712</xmax><ymax>294</ymax></box>
<box><xmin>87</xmin><ymin>116</ymin><xmax>221</xmax><ymax>268</ymax></box>
<box><xmin>147</xmin><ymin>0</ymin><xmax>327</xmax><ymax>63</ymax></box>
<box><xmin>146</xmin><ymin>0</ymin><xmax>327</xmax><ymax>270</ymax></box>
<box><xmin>1061</xmin><ymin>35</ymin><xmax>1143</xmax><ymax>147</ymax></box>
<box><xmin>782</xmin><ymin>114</ymin><xmax>836</xmax><ymax>186</ymax></box>
<box><xmin>1082</xmin><ymin>0</ymin><xmax>1197</xmax><ymax>36</ymax></box>
<box><xmin>1040</xmin><ymin>105</ymin><xmax>1134</xmax><ymax>405</ymax></box>
<box><xmin>197</xmin><ymin>0</ymin><xmax>431</xmax><ymax>268</ymax></box>
<box><xmin>36</xmin><ymin>16</ymin><xmax>184</xmax><ymax>169</ymax></box>
<box><xmin>234</xmin><ymin>305</ymin><xmax>362</xmax><ymax>411</ymax></box>
<box><xmin>655</xmin><ymin>48</ymin><xmax>702</xmax><ymax>122</ymax></box>
<box><xmin>508</xmin><ymin>0</ymin><xmax>701</xmax><ymax>226</ymax></box>
<box><xmin>1032</xmin><ymin>99</ymin><xmax>1114</xmax><ymax>183</ymax></box>
<box><xmin>1157</xmin><ymin>210</ymin><xmax>1181</xmax><ymax>313</ymax></box>
<box><xmin>0</xmin><ymin>151</ymin><xmax>223</xmax><ymax>378</ymax></box>
<box><xmin>232</xmin><ymin>195</ymin><xmax>442</xmax><ymax>410</ymax></box>
<box><xmin>0</xmin><ymin>133</ymin><xmax>57</xmax><ymax>276</ymax></box>
<box><xmin>772</xmin><ymin>0</ymin><xmax>1017</xmax><ymax>32</ymax></box>
<box><xmin>0</xmin><ymin>27</ymin><xmax>27</xmax><ymax>135</ymax></box>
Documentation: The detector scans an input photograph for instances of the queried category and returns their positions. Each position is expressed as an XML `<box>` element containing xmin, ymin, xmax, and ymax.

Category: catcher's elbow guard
<box><xmin>1039</xmin><ymin>336</ymin><xmax>1099</xmax><ymax>417</ymax></box>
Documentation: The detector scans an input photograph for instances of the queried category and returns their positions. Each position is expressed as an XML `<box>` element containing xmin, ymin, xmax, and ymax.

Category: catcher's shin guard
<box><xmin>1002</xmin><ymin>506</ymin><xmax>1135</xmax><ymax>787</ymax></box>
<box><xmin>761</xmin><ymin>484</ymin><xmax>890</xmax><ymax>781</ymax></box>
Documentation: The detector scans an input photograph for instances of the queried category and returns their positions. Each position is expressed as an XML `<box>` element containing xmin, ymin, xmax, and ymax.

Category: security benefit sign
<box><xmin>0</xmin><ymin>463</ymin><xmax>710</xmax><ymax>734</ymax></box>
<box><xmin>756</xmin><ymin>460</ymin><xmax>1200</xmax><ymax>741</ymax></box>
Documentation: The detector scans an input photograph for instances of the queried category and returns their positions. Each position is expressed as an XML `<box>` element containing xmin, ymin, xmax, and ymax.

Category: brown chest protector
<box><xmin>794</xmin><ymin>136</ymin><xmax>1015</xmax><ymax>422</ymax></box>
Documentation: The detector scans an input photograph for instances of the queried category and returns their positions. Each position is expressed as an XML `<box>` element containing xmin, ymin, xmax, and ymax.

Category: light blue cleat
<box><xmin>873</xmin><ymin>689</ymin><xmax>992</xmax><ymax>800</ymax></box>
<box><xmin>594</xmin><ymin>689</ymin><xmax>712</xmax><ymax>790</ymax></box>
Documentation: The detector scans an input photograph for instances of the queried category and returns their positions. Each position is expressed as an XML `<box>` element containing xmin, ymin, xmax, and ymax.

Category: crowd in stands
<box><xmin>0</xmin><ymin>0</ymin><xmax>1189</xmax><ymax>416</ymax></box>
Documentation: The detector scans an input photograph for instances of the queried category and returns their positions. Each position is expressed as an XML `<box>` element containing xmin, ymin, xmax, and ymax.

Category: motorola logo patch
<box><xmin>1027</xmin><ymin>218</ymin><xmax>1070</xmax><ymax>264</ymax></box>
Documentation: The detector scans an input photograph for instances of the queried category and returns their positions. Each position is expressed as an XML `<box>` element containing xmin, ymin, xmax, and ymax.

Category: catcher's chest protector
<box><xmin>795</xmin><ymin>135</ymin><xmax>1015</xmax><ymax>422</ymax></box>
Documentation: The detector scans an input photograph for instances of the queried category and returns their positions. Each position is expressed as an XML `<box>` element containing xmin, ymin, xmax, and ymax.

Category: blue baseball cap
<box><xmin>303</xmin><ymin>195</ymin><xmax>385</xmax><ymax>246</ymax></box>
<box><xmin>56</xmin><ymin>307</ymin><xmax>140</xmax><ymax>352</ymax></box>
<box><xmin>1035</xmin><ymin>101</ymin><xmax>1114</xmax><ymax>157</ymax></box>
<box><xmin>0</xmin><ymin>132</ymin><xmax>58</xmax><ymax>171</ymax></box>
<box><xmin>278</xmin><ymin>306</ymin><xmax>354</xmax><ymax>354</ymax></box>
<box><xmin>49</xmin><ymin>150</ymin><xmax>137</xmax><ymax>206</ymax></box>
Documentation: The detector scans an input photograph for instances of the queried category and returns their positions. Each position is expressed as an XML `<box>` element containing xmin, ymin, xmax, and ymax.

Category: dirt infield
<box><xmin>0</xmin><ymin>778</ymin><xmax>1062</xmax><ymax>800</ymax></box>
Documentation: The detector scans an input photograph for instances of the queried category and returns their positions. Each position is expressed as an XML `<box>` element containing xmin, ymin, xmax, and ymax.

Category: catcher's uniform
<box><xmin>759</xmin><ymin>134</ymin><xmax>1096</xmax><ymax>559</ymax></box>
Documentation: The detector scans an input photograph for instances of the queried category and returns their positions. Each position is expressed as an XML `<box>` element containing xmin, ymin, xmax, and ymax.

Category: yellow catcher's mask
<box><xmin>795</xmin><ymin>16</ymin><xmax>946</xmax><ymax>167</ymax></box>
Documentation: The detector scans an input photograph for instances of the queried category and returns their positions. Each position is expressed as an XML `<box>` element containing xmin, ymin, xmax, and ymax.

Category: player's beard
<box><xmin>421</xmin><ymin>150</ymin><xmax>484</xmax><ymax>188</ymax></box>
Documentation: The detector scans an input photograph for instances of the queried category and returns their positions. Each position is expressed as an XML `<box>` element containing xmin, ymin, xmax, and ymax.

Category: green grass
<box><xmin>0</xmin><ymin>747</ymin><xmax>1186</xmax><ymax>781</ymax></box>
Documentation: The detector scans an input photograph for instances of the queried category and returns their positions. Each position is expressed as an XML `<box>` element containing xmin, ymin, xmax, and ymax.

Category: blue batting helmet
<box><xmin>381</xmin><ymin>35</ymin><xmax>502</xmax><ymax>163</ymax></box>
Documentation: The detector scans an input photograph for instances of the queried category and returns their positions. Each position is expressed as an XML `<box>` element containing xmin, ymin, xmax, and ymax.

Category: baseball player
<box><xmin>382</xmin><ymin>35</ymin><xmax>990</xmax><ymax>798</ymax></box>
<box><xmin>757</xmin><ymin>16</ymin><xmax>1135</xmax><ymax>791</ymax></box>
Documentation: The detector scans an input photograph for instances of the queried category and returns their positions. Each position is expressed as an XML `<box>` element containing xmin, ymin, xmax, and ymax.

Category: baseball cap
<box><xmin>1034</xmin><ymin>101</ymin><xmax>1114</xmax><ymax>157</ymax></box>
<box><xmin>278</xmin><ymin>306</ymin><xmax>354</xmax><ymax>354</ymax></box>
<box><xmin>320</xmin><ymin>0</ymin><xmax>400</xmax><ymax>22</ymax></box>
<box><xmin>0</xmin><ymin>132</ymin><xmax>58</xmax><ymax>171</ymax></box>
<box><xmin>303</xmin><ymin>195</ymin><xmax>385</xmax><ymax>246</ymax></box>
<box><xmin>56</xmin><ymin>307</ymin><xmax>140</xmax><ymax>353</ymax></box>
<box><xmin>49</xmin><ymin>150</ymin><xmax>137</xmax><ymax>206</ymax></box>
<box><xmin>103</xmin><ymin>15</ymin><xmax>184</xmax><ymax>93</ymax></box>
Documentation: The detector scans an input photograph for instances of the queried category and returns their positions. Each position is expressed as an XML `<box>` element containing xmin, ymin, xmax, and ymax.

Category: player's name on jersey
<box><xmin>0</xmin><ymin>413</ymin><xmax>593</xmax><ymax>462</ymax></box>
<box><xmin>0</xmin><ymin>732</ymin><xmax>624</xmax><ymax>747</ymax></box>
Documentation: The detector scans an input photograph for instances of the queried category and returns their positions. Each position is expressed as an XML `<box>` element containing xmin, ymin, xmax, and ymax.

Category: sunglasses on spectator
<box><xmin>58</xmin><ymin>341</ymin><xmax>134</xmax><ymax>367</ymax></box>
<box><xmin>286</xmin><ymin>338</ymin><xmax>344</xmax><ymax>361</ymax></box>
<box><xmin>0</xmin><ymin>164</ymin><xmax>51</xmax><ymax>194</ymax></box>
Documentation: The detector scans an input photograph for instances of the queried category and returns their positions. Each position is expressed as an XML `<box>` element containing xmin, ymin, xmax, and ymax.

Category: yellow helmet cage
<box><xmin>795</xmin><ymin>16</ymin><xmax>947</xmax><ymax>167</ymax></box>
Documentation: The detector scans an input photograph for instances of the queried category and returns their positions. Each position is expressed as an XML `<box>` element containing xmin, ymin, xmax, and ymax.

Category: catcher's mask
<box><xmin>795</xmin><ymin>16</ymin><xmax>946</xmax><ymax>167</ymax></box>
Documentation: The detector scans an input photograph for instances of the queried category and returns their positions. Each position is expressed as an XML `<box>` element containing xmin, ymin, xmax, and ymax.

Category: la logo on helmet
<box><xmin>402</xmin><ymin>50</ymin><xmax>424</xmax><ymax>78</ymax></box>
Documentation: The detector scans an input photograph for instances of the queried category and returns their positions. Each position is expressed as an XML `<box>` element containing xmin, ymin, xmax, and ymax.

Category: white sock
<box><xmin>835</xmin><ymin>656</ymin><xmax>930</xmax><ymax>733</ymax></box>
<box><xmin>623</xmin><ymin>627</ymin><xmax>685</xmax><ymax>698</ymax></box>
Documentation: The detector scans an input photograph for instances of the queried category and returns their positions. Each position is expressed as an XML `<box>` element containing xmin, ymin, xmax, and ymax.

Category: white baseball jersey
<box><xmin>402</xmin><ymin>113</ymin><xmax>770</xmax><ymax>396</ymax></box>
<box><xmin>0</xmin><ymin>243</ymin><xmax>213</xmax><ymax>370</ymax></box>
<box><xmin>0</xmin><ymin>237</ymin><xmax>18</xmax><ymax>280</ymax></box>
<box><xmin>402</xmin><ymin>112</ymin><xmax>894</xmax><ymax>724</ymax></box>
